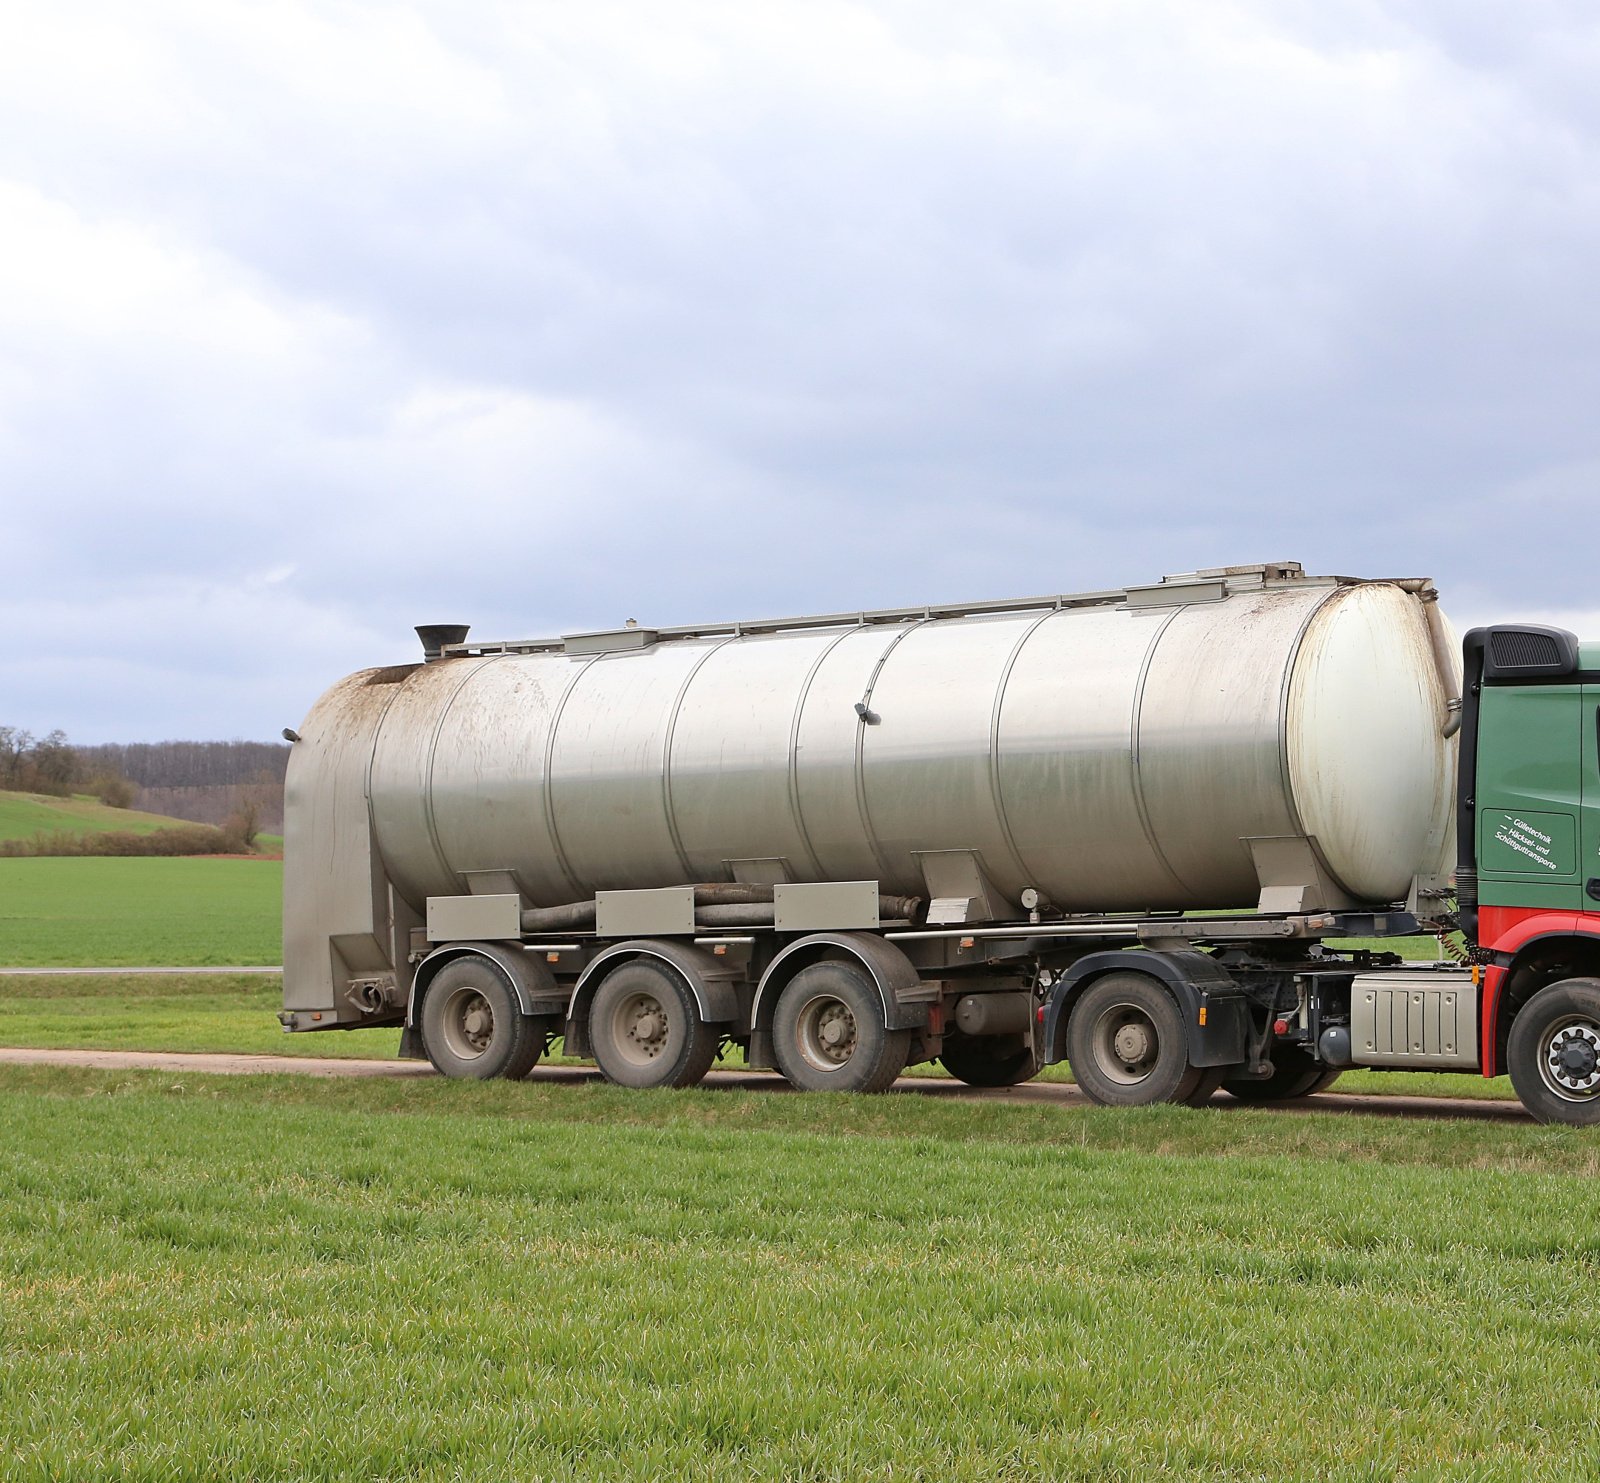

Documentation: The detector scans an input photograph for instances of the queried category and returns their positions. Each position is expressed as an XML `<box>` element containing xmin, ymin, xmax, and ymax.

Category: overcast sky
<box><xmin>2</xmin><ymin>0</ymin><xmax>1597</xmax><ymax>742</ymax></box>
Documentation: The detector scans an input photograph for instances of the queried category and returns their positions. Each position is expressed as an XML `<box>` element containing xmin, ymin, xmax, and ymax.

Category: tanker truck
<box><xmin>279</xmin><ymin>560</ymin><xmax>1600</xmax><ymax>1126</ymax></box>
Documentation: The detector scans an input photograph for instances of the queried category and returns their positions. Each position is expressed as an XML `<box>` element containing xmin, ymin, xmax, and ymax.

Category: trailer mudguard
<box><xmin>407</xmin><ymin>941</ymin><xmax>567</xmax><ymax>1025</ymax></box>
<box><xmin>1040</xmin><ymin>949</ymin><xmax>1250</xmax><ymax>1069</ymax></box>
<box><xmin>565</xmin><ymin>939</ymin><xmax>743</xmax><ymax>1058</ymax></box>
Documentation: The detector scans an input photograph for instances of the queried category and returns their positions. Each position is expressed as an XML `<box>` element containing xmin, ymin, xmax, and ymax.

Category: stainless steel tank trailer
<box><xmin>280</xmin><ymin>560</ymin><xmax>1600</xmax><ymax>1124</ymax></box>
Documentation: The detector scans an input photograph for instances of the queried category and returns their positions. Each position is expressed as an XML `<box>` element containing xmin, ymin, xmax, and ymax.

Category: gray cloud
<box><xmin>1</xmin><ymin>0</ymin><xmax>1597</xmax><ymax>740</ymax></box>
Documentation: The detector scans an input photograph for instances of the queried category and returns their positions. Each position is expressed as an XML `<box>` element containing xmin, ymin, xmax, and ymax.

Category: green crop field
<box><xmin>0</xmin><ymin>972</ymin><xmax>394</xmax><ymax>1058</ymax></box>
<box><xmin>0</xmin><ymin>791</ymin><xmax>189</xmax><ymax>842</ymax></box>
<box><xmin>0</xmin><ymin>857</ymin><xmax>282</xmax><ymax>967</ymax></box>
<box><xmin>0</xmin><ymin>1065</ymin><xmax>1594</xmax><ymax>1481</ymax></box>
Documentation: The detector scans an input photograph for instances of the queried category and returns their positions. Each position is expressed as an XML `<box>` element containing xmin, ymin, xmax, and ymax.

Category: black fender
<box><xmin>1039</xmin><ymin>949</ymin><xmax>1250</xmax><ymax>1069</ymax></box>
<box><xmin>748</xmin><ymin>932</ymin><xmax>931</xmax><ymax>1068</ymax></box>
<box><xmin>566</xmin><ymin>939</ymin><xmax>742</xmax><ymax>1057</ymax></box>
<box><xmin>407</xmin><ymin>941</ymin><xmax>566</xmax><ymax>1027</ymax></box>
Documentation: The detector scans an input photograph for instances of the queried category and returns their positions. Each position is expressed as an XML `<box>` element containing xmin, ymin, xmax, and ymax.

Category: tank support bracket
<box><xmin>1246</xmin><ymin>836</ymin><xmax>1358</xmax><ymax>914</ymax></box>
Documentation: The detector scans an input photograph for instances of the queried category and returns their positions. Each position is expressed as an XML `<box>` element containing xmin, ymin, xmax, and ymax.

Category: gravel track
<box><xmin>0</xmin><ymin>1046</ymin><xmax>1531</xmax><ymax>1120</ymax></box>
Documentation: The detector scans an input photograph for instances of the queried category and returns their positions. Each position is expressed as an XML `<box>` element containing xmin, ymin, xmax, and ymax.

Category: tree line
<box><xmin>0</xmin><ymin>727</ymin><xmax>116</xmax><ymax>800</ymax></box>
<box><xmin>1</xmin><ymin>727</ymin><xmax>290</xmax><ymax>852</ymax></box>
<box><xmin>75</xmin><ymin>739</ymin><xmax>290</xmax><ymax>789</ymax></box>
<box><xmin>2</xmin><ymin>730</ymin><xmax>288</xmax><ymax>797</ymax></box>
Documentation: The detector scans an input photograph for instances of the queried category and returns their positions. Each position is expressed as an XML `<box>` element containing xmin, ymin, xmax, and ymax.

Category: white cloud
<box><xmin>1</xmin><ymin>0</ymin><xmax>1598</xmax><ymax>737</ymax></box>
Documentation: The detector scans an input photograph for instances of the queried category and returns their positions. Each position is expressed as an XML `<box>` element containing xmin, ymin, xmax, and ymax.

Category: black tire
<box><xmin>1223</xmin><ymin>1046</ymin><xmax>1332</xmax><ymax>1103</ymax></box>
<box><xmin>1507</xmin><ymin>978</ymin><xmax>1600</xmax><ymax>1126</ymax></box>
<box><xmin>1065</xmin><ymin>972</ymin><xmax>1199</xmax><ymax>1107</ymax></box>
<box><xmin>1182</xmin><ymin>1066</ymin><xmax>1228</xmax><ymax>1107</ymax></box>
<box><xmin>419</xmin><ymin>955</ymin><xmax>546</xmax><ymax>1081</ymax></box>
<box><xmin>940</xmin><ymin>1030</ymin><xmax>1039</xmax><ymax>1088</ymax></box>
<box><xmin>773</xmin><ymin>961</ymin><xmax>910</xmax><ymax>1093</ymax></box>
<box><xmin>588</xmin><ymin>959</ymin><xmax>720</xmax><ymax>1090</ymax></box>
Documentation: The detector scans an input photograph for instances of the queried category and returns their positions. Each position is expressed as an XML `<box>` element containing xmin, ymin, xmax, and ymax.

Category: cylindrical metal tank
<box><xmin>307</xmin><ymin>570</ymin><xmax>1458</xmax><ymax>916</ymax></box>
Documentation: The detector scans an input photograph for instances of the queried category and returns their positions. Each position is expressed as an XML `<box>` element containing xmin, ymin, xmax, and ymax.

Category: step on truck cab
<box><xmin>277</xmin><ymin>562</ymin><xmax>1600</xmax><ymax>1125</ymax></box>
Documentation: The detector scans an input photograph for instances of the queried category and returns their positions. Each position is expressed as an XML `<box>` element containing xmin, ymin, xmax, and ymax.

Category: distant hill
<box><xmin>0</xmin><ymin>791</ymin><xmax>210</xmax><ymax>844</ymax></box>
<box><xmin>76</xmin><ymin>740</ymin><xmax>289</xmax><ymax>788</ymax></box>
<box><xmin>131</xmin><ymin>784</ymin><xmax>284</xmax><ymax>834</ymax></box>
<box><xmin>75</xmin><ymin>739</ymin><xmax>290</xmax><ymax>834</ymax></box>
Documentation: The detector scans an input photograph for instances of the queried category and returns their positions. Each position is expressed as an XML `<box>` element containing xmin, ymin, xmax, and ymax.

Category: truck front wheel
<box><xmin>588</xmin><ymin>960</ymin><xmax>720</xmax><ymax>1090</ymax></box>
<box><xmin>419</xmin><ymin>956</ymin><xmax>547</xmax><ymax>1081</ymax></box>
<box><xmin>1507</xmin><ymin>978</ymin><xmax>1600</xmax><ymax>1126</ymax></box>
<box><xmin>1066</xmin><ymin>972</ymin><xmax>1213</xmax><ymax>1108</ymax></box>
<box><xmin>772</xmin><ymin>962</ymin><xmax>910</xmax><ymax>1093</ymax></box>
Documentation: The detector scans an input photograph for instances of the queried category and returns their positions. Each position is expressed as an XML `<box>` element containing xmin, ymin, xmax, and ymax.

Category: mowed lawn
<box><xmin>0</xmin><ymin>857</ymin><xmax>282</xmax><ymax>967</ymax></box>
<box><xmin>0</xmin><ymin>1065</ymin><xmax>1596</xmax><ymax>1482</ymax></box>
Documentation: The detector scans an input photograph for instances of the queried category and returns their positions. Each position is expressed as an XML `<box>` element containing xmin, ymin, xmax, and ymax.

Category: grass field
<box><xmin>0</xmin><ymin>1064</ymin><xmax>1595</xmax><ymax>1481</ymax></box>
<box><xmin>0</xmin><ymin>791</ymin><xmax>192</xmax><ymax>842</ymax></box>
<box><xmin>0</xmin><ymin>858</ymin><xmax>282</xmax><ymax>967</ymax></box>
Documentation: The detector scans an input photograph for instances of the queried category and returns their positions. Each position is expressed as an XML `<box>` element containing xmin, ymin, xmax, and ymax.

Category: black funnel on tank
<box><xmin>416</xmin><ymin>624</ymin><xmax>470</xmax><ymax>662</ymax></box>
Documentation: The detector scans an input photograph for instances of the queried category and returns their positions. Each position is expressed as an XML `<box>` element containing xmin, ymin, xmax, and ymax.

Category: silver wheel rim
<box><xmin>605</xmin><ymin>990</ymin><xmax>672</xmax><ymax>1070</ymax></box>
<box><xmin>794</xmin><ymin>995</ymin><xmax>857</xmax><ymax>1074</ymax></box>
<box><xmin>1538</xmin><ymin>1016</ymin><xmax>1600</xmax><ymax>1102</ymax></box>
<box><xmin>1090</xmin><ymin>1000</ymin><xmax>1161</xmax><ymax>1087</ymax></box>
<box><xmin>439</xmin><ymin>985</ymin><xmax>495</xmax><ymax>1061</ymax></box>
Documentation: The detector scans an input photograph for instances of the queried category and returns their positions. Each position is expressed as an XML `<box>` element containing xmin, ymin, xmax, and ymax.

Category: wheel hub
<box><xmin>797</xmin><ymin>998</ymin><xmax>857</xmax><ymax>1069</ymax></box>
<box><xmin>1090</xmin><ymin>1003</ymin><xmax>1162</xmax><ymax>1087</ymax></box>
<box><xmin>1113</xmin><ymin>1023</ymin><xmax>1152</xmax><ymax>1066</ymax></box>
<box><xmin>443</xmin><ymin>988</ymin><xmax>495</xmax><ymax>1059</ymax></box>
<box><xmin>1543</xmin><ymin>1020</ymin><xmax>1600</xmax><ymax>1099</ymax></box>
<box><xmin>622</xmin><ymin>996</ymin><xmax>668</xmax><ymax>1059</ymax></box>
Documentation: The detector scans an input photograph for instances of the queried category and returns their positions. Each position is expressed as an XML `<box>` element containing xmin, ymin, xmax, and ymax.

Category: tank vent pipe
<box><xmin>416</xmin><ymin>624</ymin><xmax>471</xmax><ymax>662</ymax></box>
<box><xmin>1420</xmin><ymin>594</ymin><xmax>1463</xmax><ymax>739</ymax></box>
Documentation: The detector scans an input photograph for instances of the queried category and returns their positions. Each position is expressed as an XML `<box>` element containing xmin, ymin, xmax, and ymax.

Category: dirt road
<box><xmin>0</xmin><ymin>1046</ymin><xmax>1531</xmax><ymax>1120</ymax></box>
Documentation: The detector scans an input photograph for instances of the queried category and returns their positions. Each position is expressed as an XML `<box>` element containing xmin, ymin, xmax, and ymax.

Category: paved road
<box><xmin>0</xmin><ymin>1046</ymin><xmax>1532</xmax><ymax>1120</ymax></box>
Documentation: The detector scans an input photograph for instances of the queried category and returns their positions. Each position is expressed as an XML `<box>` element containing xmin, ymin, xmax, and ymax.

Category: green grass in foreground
<box><xmin>0</xmin><ymin>1065</ymin><xmax>1595</xmax><ymax>1482</ymax></box>
<box><xmin>0</xmin><ymin>857</ymin><xmax>281</xmax><ymax>967</ymax></box>
<box><xmin>0</xmin><ymin>973</ymin><xmax>1520</xmax><ymax>1100</ymax></box>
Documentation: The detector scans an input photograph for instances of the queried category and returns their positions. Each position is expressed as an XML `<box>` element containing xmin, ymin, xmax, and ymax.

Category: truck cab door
<box><xmin>1475</xmin><ymin>683</ymin><xmax>1585</xmax><ymax>912</ymax></box>
<box><xmin>1583</xmin><ymin>683</ymin><xmax>1600</xmax><ymax>910</ymax></box>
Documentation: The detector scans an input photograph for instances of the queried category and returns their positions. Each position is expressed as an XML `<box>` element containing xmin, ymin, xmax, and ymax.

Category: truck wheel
<box><xmin>1065</xmin><ymin>972</ymin><xmax>1207</xmax><ymax>1107</ymax></box>
<box><xmin>588</xmin><ymin>960</ymin><xmax>720</xmax><ymax>1090</ymax></box>
<box><xmin>1223</xmin><ymin>1047</ymin><xmax>1329</xmax><ymax>1102</ymax></box>
<box><xmin>939</xmin><ymin>1030</ymin><xmax>1039</xmax><ymax>1087</ymax></box>
<box><xmin>1182</xmin><ymin>1068</ymin><xmax>1227</xmax><ymax>1107</ymax></box>
<box><xmin>773</xmin><ymin>961</ymin><xmax>910</xmax><ymax>1093</ymax></box>
<box><xmin>1507</xmin><ymin>978</ymin><xmax>1600</xmax><ymax>1126</ymax></box>
<box><xmin>419</xmin><ymin>956</ymin><xmax>546</xmax><ymax>1081</ymax></box>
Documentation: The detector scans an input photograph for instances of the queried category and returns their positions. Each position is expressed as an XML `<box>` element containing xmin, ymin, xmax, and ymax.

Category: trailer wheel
<box><xmin>939</xmin><ymin>1030</ymin><xmax>1038</xmax><ymax>1088</ymax></box>
<box><xmin>1222</xmin><ymin>1047</ymin><xmax>1331</xmax><ymax>1102</ymax></box>
<box><xmin>419</xmin><ymin>956</ymin><xmax>546</xmax><ymax>1081</ymax></box>
<box><xmin>1065</xmin><ymin>972</ymin><xmax>1206</xmax><ymax>1107</ymax></box>
<box><xmin>773</xmin><ymin>961</ymin><xmax>910</xmax><ymax>1093</ymax></box>
<box><xmin>588</xmin><ymin>959</ymin><xmax>720</xmax><ymax>1090</ymax></box>
<box><xmin>1507</xmin><ymin>978</ymin><xmax>1600</xmax><ymax>1126</ymax></box>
